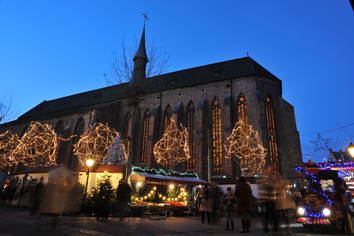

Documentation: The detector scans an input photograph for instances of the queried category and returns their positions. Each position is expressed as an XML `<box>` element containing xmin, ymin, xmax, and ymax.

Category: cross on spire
<box><xmin>142</xmin><ymin>12</ymin><xmax>149</xmax><ymax>26</ymax></box>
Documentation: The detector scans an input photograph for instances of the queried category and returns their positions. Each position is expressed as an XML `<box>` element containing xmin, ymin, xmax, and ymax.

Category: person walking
<box><xmin>223</xmin><ymin>187</ymin><xmax>235</xmax><ymax>231</ymax></box>
<box><xmin>235</xmin><ymin>177</ymin><xmax>254</xmax><ymax>233</ymax></box>
<box><xmin>275</xmin><ymin>177</ymin><xmax>295</xmax><ymax>234</ymax></box>
<box><xmin>116</xmin><ymin>180</ymin><xmax>132</xmax><ymax>217</ymax></box>
<box><xmin>259</xmin><ymin>166</ymin><xmax>278</xmax><ymax>233</ymax></box>
<box><xmin>199</xmin><ymin>186</ymin><xmax>211</xmax><ymax>224</ymax></box>
<box><xmin>30</xmin><ymin>177</ymin><xmax>45</xmax><ymax>216</ymax></box>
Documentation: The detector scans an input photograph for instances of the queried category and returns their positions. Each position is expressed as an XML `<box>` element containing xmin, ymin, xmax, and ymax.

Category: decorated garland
<box><xmin>132</xmin><ymin>166</ymin><xmax>198</xmax><ymax>178</ymax></box>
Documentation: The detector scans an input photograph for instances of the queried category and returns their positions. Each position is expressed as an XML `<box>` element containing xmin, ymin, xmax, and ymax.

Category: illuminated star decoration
<box><xmin>74</xmin><ymin>123</ymin><xmax>119</xmax><ymax>167</ymax></box>
<box><xmin>153</xmin><ymin>119</ymin><xmax>191</xmax><ymax>169</ymax></box>
<box><xmin>13</xmin><ymin>121</ymin><xmax>58</xmax><ymax>167</ymax></box>
<box><xmin>310</xmin><ymin>133</ymin><xmax>332</xmax><ymax>152</ymax></box>
<box><xmin>224</xmin><ymin>120</ymin><xmax>266</xmax><ymax>175</ymax></box>
<box><xmin>0</xmin><ymin>130</ymin><xmax>20</xmax><ymax>169</ymax></box>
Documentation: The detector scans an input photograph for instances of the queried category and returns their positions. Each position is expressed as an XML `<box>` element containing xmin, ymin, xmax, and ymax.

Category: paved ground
<box><xmin>0</xmin><ymin>208</ymin><xmax>347</xmax><ymax>236</ymax></box>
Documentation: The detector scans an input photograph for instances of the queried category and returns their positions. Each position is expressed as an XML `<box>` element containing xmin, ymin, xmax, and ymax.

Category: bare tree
<box><xmin>104</xmin><ymin>38</ymin><xmax>170</xmax><ymax>85</ymax></box>
<box><xmin>0</xmin><ymin>97</ymin><xmax>14</xmax><ymax>124</ymax></box>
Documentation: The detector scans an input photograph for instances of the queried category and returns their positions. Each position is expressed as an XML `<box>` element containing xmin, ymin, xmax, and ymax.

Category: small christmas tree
<box><xmin>91</xmin><ymin>174</ymin><xmax>114</xmax><ymax>221</ymax></box>
<box><xmin>102</xmin><ymin>135</ymin><xmax>127</xmax><ymax>164</ymax></box>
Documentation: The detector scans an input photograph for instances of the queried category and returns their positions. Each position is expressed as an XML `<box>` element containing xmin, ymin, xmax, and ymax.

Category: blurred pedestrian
<box><xmin>259</xmin><ymin>166</ymin><xmax>278</xmax><ymax>233</ymax></box>
<box><xmin>210</xmin><ymin>183</ymin><xmax>222</xmax><ymax>224</ymax></box>
<box><xmin>223</xmin><ymin>187</ymin><xmax>235</xmax><ymax>231</ymax></box>
<box><xmin>199</xmin><ymin>186</ymin><xmax>211</xmax><ymax>224</ymax></box>
<box><xmin>116</xmin><ymin>180</ymin><xmax>132</xmax><ymax>217</ymax></box>
<box><xmin>30</xmin><ymin>177</ymin><xmax>45</xmax><ymax>216</ymax></box>
<box><xmin>275</xmin><ymin>177</ymin><xmax>294</xmax><ymax>234</ymax></box>
<box><xmin>235</xmin><ymin>177</ymin><xmax>254</xmax><ymax>233</ymax></box>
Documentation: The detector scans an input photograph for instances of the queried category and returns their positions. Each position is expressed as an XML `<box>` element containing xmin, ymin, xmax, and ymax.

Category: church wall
<box><xmin>0</xmin><ymin>74</ymin><xmax>302</xmax><ymax>179</ymax></box>
<box><xmin>278</xmin><ymin>99</ymin><xmax>303</xmax><ymax>177</ymax></box>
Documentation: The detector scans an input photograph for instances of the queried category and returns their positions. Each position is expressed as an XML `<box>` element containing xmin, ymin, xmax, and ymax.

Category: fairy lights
<box><xmin>0</xmin><ymin>130</ymin><xmax>19</xmax><ymax>168</ymax></box>
<box><xmin>131</xmin><ymin>185</ymin><xmax>188</xmax><ymax>205</ymax></box>
<box><xmin>153</xmin><ymin>119</ymin><xmax>191</xmax><ymax>169</ymax></box>
<box><xmin>225</xmin><ymin>120</ymin><xmax>266</xmax><ymax>175</ymax></box>
<box><xmin>12</xmin><ymin>121</ymin><xmax>58</xmax><ymax>167</ymax></box>
<box><xmin>74</xmin><ymin>123</ymin><xmax>119</xmax><ymax>167</ymax></box>
<box><xmin>131</xmin><ymin>166</ymin><xmax>198</xmax><ymax>178</ymax></box>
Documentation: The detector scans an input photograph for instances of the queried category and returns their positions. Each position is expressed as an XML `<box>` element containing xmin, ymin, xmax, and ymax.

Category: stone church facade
<box><xmin>0</xmin><ymin>28</ymin><xmax>302</xmax><ymax>179</ymax></box>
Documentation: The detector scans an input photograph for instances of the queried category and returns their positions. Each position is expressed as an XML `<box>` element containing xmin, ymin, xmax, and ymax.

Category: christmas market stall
<box><xmin>78</xmin><ymin>164</ymin><xmax>125</xmax><ymax>194</ymax></box>
<box><xmin>129</xmin><ymin>166</ymin><xmax>208</xmax><ymax>218</ymax></box>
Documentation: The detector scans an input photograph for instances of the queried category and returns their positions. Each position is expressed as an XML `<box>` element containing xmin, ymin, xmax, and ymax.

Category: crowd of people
<box><xmin>196</xmin><ymin>166</ymin><xmax>296</xmax><ymax>234</ymax></box>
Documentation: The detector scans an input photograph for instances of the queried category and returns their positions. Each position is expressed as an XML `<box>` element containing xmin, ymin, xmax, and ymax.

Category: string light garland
<box><xmin>132</xmin><ymin>166</ymin><xmax>198</xmax><ymax>178</ymax></box>
<box><xmin>131</xmin><ymin>185</ymin><xmax>188</xmax><ymax>205</ymax></box>
<box><xmin>12</xmin><ymin>121</ymin><xmax>58</xmax><ymax>167</ymax></box>
<box><xmin>74</xmin><ymin>123</ymin><xmax>119</xmax><ymax>167</ymax></box>
<box><xmin>0</xmin><ymin>130</ymin><xmax>20</xmax><ymax>168</ymax></box>
<box><xmin>153</xmin><ymin>119</ymin><xmax>191</xmax><ymax>169</ymax></box>
<box><xmin>58</xmin><ymin>135</ymin><xmax>77</xmax><ymax>142</ymax></box>
<box><xmin>224</xmin><ymin>120</ymin><xmax>266</xmax><ymax>175</ymax></box>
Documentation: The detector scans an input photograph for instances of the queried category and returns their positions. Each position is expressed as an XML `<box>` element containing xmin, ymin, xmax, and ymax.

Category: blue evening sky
<box><xmin>0</xmin><ymin>1</ymin><xmax>353</xmax><ymax>162</ymax></box>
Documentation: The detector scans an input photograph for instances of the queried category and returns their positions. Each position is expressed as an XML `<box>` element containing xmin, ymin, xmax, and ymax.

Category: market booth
<box><xmin>129</xmin><ymin>166</ymin><xmax>208</xmax><ymax>217</ymax></box>
<box><xmin>78</xmin><ymin>164</ymin><xmax>125</xmax><ymax>194</ymax></box>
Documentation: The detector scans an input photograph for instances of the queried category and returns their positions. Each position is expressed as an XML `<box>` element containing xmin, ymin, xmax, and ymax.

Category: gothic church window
<box><xmin>265</xmin><ymin>96</ymin><xmax>279</xmax><ymax>173</ymax></box>
<box><xmin>164</xmin><ymin>104</ymin><xmax>172</xmax><ymax>131</ymax></box>
<box><xmin>140</xmin><ymin>109</ymin><xmax>150</xmax><ymax>163</ymax></box>
<box><xmin>70</xmin><ymin>117</ymin><xmax>84</xmax><ymax>169</ymax></box>
<box><xmin>211</xmin><ymin>97</ymin><xmax>223</xmax><ymax>174</ymax></box>
<box><xmin>237</xmin><ymin>93</ymin><xmax>248</xmax><ymax>123</ymax></box>
<box><xmin>123</xmin><ymin>112</ymin><xmax>132</xmax><ymax>158</ymax></box>
<box><xmin>186</xmin><ymin>101</ymin><xmax>195</xmax><ymax>171</ymax></box>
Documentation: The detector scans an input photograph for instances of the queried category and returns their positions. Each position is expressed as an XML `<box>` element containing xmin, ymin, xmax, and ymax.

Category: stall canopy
<box><xmin>130</xmin><ymin>166</ymin><xmax>208</xmax><ymax>186</ymax></box>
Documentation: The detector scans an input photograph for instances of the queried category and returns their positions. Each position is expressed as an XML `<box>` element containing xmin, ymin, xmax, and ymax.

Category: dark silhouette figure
<box><xmin>223</xmin><ymin>187</ymin><xmax>235</xmax><ymax>231</ymax></box>
<box><xmin>30</xmin><ymin>178</ymin><xmax>45</xmax><ymax>216</ymax></box>
<box><xmin>116</xmin><ymin>180</ymin><xmax>132</xmax><ymax>217</ymax></box>
<box><xmin>235</xmin><ymin>177</ymin><xmax>254</xmax><ymax>233</ymax></box>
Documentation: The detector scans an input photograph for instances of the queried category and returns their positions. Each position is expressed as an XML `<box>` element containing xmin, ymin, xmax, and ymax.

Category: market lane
<box><xmin>0</xmin><ymin>208</ymin><xmax>347</xmax><ymax>236</ymax></box>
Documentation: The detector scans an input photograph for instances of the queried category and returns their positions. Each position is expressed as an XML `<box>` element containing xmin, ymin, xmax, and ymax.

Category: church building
<box><xmin>0</xmin><ymin>27</ymin><xmax>302</xmax><ymax>179</ymax></box>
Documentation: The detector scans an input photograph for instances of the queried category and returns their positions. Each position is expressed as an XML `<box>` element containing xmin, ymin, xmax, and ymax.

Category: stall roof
<box><xmin>79</xmin><ymin>164</ymin><xmax>125</xmax><ymax>173</ymax></box>
<box><xmin>131</xmin><ymin>171</ymin><xmax>208</xmax><ymax>185</ymax></box>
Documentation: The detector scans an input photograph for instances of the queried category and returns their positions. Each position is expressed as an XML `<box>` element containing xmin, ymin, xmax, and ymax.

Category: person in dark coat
<box><xmin>199</xmin><ymin>186</ymin><xmax>211</xmax><ymax>224</ymax></box>
<box><xmin>116</xmin><ymin>180</ymin><xmax>132</xmax><ymax>217</ymax></box>
<box><xmin>30</xmin><ymin>177</ymin><xmax>45</xmax><ymax>216</ymax></box>
<box><xmin>235</xmin><ymin>177</ymin><xmax>254</xmax><ymax>233</ymax></box>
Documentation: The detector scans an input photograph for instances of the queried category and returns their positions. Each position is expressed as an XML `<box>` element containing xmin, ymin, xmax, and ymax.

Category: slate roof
<box><xmin>7</xmin><ymin>57</ymin><xmax>279</xmax><ymax>124</ymax></box>
<box><xmin>329</xmin><ymin>149</ymin><xmax>352</xmax><ymax>162</ymax></box>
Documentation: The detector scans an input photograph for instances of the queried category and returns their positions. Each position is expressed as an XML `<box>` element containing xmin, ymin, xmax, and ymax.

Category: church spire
<box><xmin>132</xmin><ymin>14</ymin><xmax>149</xmax><ymax>83</ymax></box>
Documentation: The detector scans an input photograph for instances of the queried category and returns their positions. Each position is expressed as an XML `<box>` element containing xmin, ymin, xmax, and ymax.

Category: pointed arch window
<box><xmin>211</xmin><ymin>97</ymin><xmax>223</xmax><ymax>174</ymax></box>
<box><xmin>237</xmin><ymin>94</ymin><xmax>248</xmax><ymax>123</ymax></box>
<box><xmin>70</xmin><ymin>117</ymin><xmax>84</xmax><ymax>168</ymax></box>
<box><xmin>123</xmin><ymin>112</ymin><xmax>132</xmax><ymax>157</ymax></box>
<box><xmin>55</xmin><ymin>120</ymin><xmax>64</xmax><ymax>163</ymax></box>
<box><xmin>265</xmin><ymin>96</ymin><xmax>279</xmax><ymax>173</ymax></box>
<box><xmin>140</xmin><ymin>109</ymin><xmax>150</xmax><ymax>163</ymax></box>
<box><xmin>164</xmin><ymin>104</ymin><xmax>172</xmax><ymax>131</ymax></box>
<box><xmin>186</xmin><ymin>101</ymin><xmax>195</xmax><ymax>171</ymax></box>
<box><xmin>55</xmin><ymin>120</ymin><xmax>64</xmax><ymax>136</ymax></box>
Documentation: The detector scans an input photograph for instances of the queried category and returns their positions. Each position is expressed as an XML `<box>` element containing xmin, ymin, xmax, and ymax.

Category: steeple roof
<box><xmin>133</xmin><ymin>26</ymin><xmax>148</xmax><ymax>61</ymax></box>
